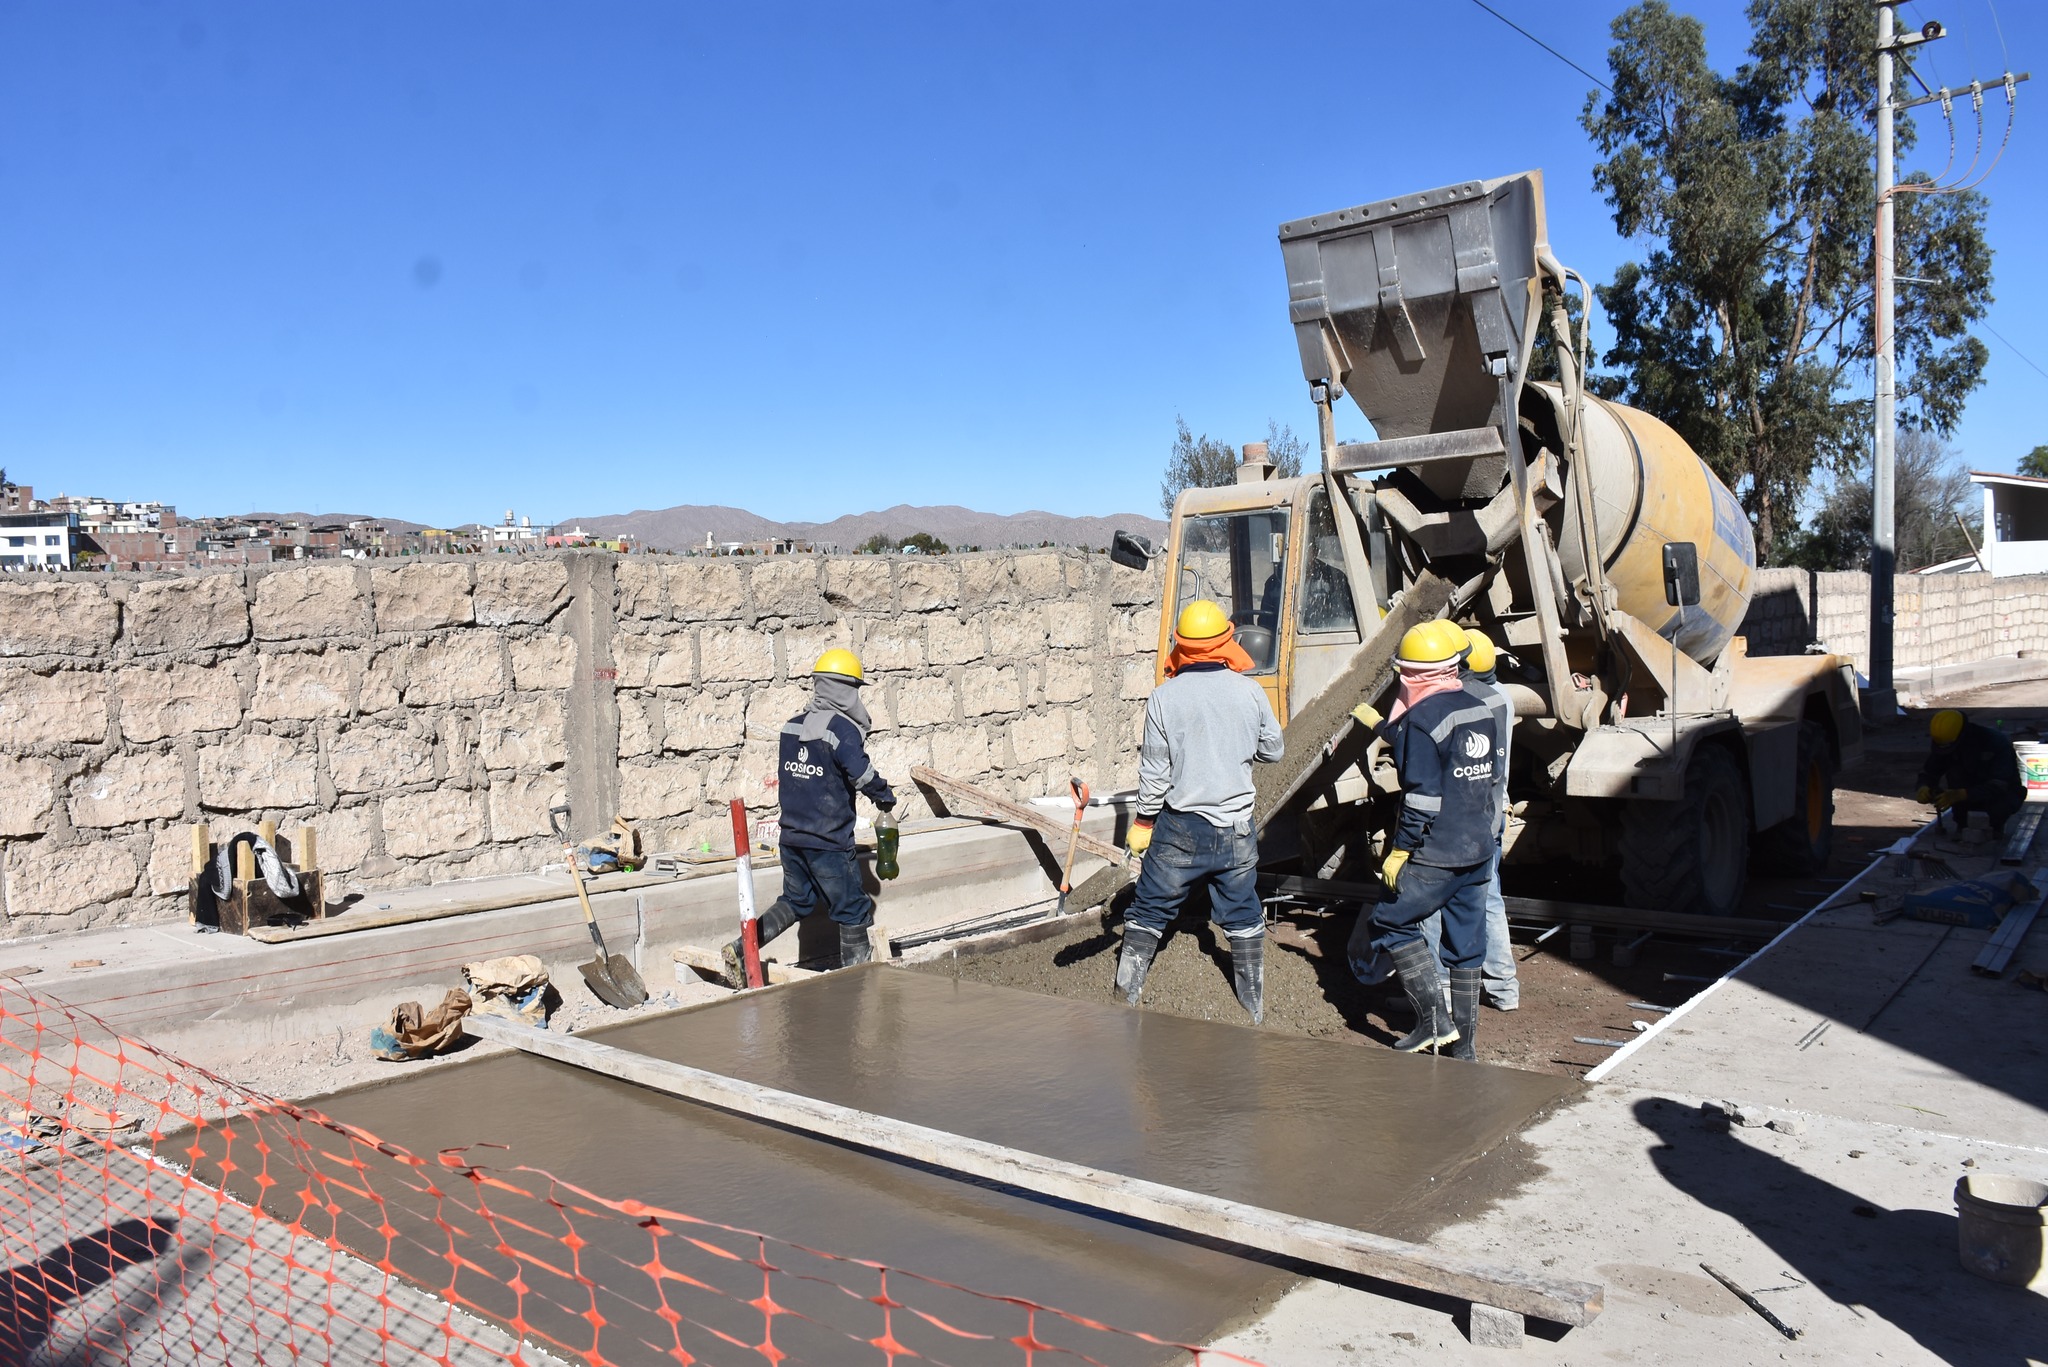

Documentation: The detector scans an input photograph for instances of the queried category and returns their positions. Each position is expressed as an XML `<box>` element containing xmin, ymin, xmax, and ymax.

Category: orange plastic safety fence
<box><xmin>0</xmin><ymin>983</ymin><xmax>1267</xmax><ymax>1367</ymax></box>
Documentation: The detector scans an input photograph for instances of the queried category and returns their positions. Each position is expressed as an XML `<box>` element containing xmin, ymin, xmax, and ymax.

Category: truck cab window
<box><xmin>1176</xmin><ymin>508</ymin><xmax>1288</xmax><ymax>673</ymax></box>
<box><xmin>1298</xmin><ymin>489</ymin><xmax>1360</xmax><ymax>635</ymax></box>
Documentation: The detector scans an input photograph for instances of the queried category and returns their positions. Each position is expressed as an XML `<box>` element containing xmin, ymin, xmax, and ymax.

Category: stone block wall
<box><xmin>0</xmin><ymin>550</ymin><xmax>1160</xmax><ymax>937</ymax></box>
<box><xmin>1739</xmin><ymin>567</ymin><xmax>2048</xmax><ymax>674</ymax></box>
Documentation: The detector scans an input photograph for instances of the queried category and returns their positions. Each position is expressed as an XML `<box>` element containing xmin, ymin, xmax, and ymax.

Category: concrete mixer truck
<box><xmin>1110</xmin><ymin>171</ymin><xmax>1861</xmax><ymax>918</ymax></box>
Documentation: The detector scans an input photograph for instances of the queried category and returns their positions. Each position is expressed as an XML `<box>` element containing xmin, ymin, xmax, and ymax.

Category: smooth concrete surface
<box><xmin>0</xmin><ymin>814</ymin><xmax>1120</xmax><ymax>1055</ymax></box>
<box><xmin>184</xmin><ymin>968</ymin><xmax>1576</xmax><ymax>1364</ymax></box>
<box><xmin>1210</xmin><ymin>852</ymin><xmax>2048</xmax><ymax>1364</ymax></box>
<box><xmin>1898</xmin><ymin>653</ymin><xmax>2048</xmax><ymax>703</ymax></box>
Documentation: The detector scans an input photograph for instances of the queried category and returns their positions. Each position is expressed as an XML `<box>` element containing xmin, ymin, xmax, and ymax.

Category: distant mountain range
<box><xmin>554</xmin><ymin>503</ymin><xmax>1168</xmax><ymax>552</ymax></box>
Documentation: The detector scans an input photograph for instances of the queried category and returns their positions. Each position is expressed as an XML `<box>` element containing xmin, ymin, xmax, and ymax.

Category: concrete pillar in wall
<box><xmin>563</xmin><ymin>552</ymin><xmax>621</xmax><ymax>845</ymax></box>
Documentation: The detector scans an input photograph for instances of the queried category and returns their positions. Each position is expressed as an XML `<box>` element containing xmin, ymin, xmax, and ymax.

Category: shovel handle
<box><xmin>1058</xmin><ymin>778</ymin><xmax>1089</xmax><ymax>895</ymax></box>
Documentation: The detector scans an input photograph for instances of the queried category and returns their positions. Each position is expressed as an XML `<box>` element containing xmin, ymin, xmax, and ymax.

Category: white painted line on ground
<box><xmin>1584</xmin><ymin>816</ymin><xmax>1939</xmax><ymax>1083</ymax></box>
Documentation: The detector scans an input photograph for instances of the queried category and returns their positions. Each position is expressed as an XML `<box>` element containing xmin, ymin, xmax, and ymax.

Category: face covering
<box><xmin>807</xmin><ymin>672</ymin><xmax>872</xmax><ymax>734</ymax></box>
<box><xmin>1167</xmin><ymin>625</ymin><xmax>1255</xmax><ymax>676</ymax></box>
<box><xmin>1389</xmin><ymin>660</ymin><xmax>1464</xmax><ymax>720</ymax></box>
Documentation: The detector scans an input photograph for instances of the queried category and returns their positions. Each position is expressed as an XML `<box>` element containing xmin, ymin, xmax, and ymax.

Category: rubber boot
<box><xmin>1386</xmin><ymin>939</ymin><xmax>1459</xmax><ymax>1054</ymax></box>
<box><xmin>1230</xmin><ymin>935</ymin><xmax>1265</xmax><ymax>1025</ymax></box>
<box><xmin>1114</xmin><ymin>926</ymin><xmax>1162</xmax><ymax>1006</ymax></box>
<box><xmin>1448</xmin><ymin>966</ymin><xmax>1481</xmax><ymax>1062</ymax></box>
<box><xmin>838</xmin><ymin>922</ymin><xmax>874</xmax><ymax>969</ymax></box>
<box><xmin>722</xmin><ymin>899</ymin><xmax>799</xmax><ymax>984</ymax></box>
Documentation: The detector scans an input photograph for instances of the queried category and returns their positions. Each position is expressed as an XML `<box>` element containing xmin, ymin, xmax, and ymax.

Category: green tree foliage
<box><xmin>2018</xmin><ymin>445</ymin><xmax>2048</xmax><ymax>479</ymax></box>
<box><xmin>1583</xmin><ymin>0</ymin><xmax>1992</xmax><ymax>560</ymax></box>
<box><xmin>900</xmin><ymin>531</ymin><xmax>950</xmax><ymax>555</ymax></box>
<box><xmin>857</xmin><ymin>533</ymin><xmax>896</xmax><ymax>554</ymax></box>
<box><xmin>1778</xmin><ymin>428</ymin><xmax>1981</xmax><ymax>570</ymax></box>
<box><xmin>1160</xmin><ymin>416</ymin><xmax>1306</xmax><ymax>514</ymax></box>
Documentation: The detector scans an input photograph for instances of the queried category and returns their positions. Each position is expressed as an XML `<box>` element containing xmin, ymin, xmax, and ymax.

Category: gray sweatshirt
<box><xmin>1137</xmin><ymin>663</ymin><xmax>1285</xmax><ymax>827</ymax></box>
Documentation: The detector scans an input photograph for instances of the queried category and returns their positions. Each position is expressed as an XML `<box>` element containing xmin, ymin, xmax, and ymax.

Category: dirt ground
<box><xmin>917</xmin><ymin>682</ymin><xmax>2048</xmax><ymax>1077</ymax></box>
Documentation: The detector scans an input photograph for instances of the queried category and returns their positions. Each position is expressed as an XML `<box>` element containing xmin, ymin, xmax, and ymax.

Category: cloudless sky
<box><xmin>1</xmin><ymin>0</ymin><xmax>2042</xmax><ymax>527</ymax></box>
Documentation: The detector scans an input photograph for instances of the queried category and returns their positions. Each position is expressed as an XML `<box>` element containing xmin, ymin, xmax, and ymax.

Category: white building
<box><xmin>0</xmin><ymin>512</ymin><xmax>77</xmax><ymax>570</ymax></box>
<box><xmin>1969</xmin><ymin>471</ymin><xmax>2048</xmax><ymax>576</ymax></box>
<box><xmin>486</xmin><ymin>510</ymin><xmax>551</xmax><ymax>545</ymax></box>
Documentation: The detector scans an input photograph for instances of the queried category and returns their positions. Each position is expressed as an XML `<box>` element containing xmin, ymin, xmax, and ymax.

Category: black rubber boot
<box><xmin>722</xmin><ymin>899</ymin><xmax>799</xmax><ymax>984</ymax></box>
<box><xmin>838</xmin><ymin>922</ymin><xmax>874</xmax><ymax>968</ymax></box>
<box><xmin>1230</xmin><ymin>935</ymin><xmax>1265</xmax><ymax>1025</ymax></box>
<box><xmin>1114</xmin><ymin>926</ymin><xmax>1162</xmax><ymax>1006</ymax></box>
<box><xmin>1448</xmin><ymin>966</ymin><xmax>1481</xmax><ymax>1061</ymax></box>
<box><xmin>1387</xmin><ymin>939</ymin><xmax>1459</xmax><ymax>1054</ymax></box>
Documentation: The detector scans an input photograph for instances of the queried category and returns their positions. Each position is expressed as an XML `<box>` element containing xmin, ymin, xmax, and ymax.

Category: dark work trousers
<box><xmin>1123</xmin><ymin>809</ymin><xmax>1264</xmax><ymax>940</ymax></box>
<box><xmin>1350</xmin><ymin>858</ymin><xmax>1490</xmax><ymax>976</ymax></box>
<box><xmin>1955</xmin><ymin>789</ymin><xmax>2025</xmax><ymax>836</ymax></box>
<box><xmin>777</xmin><ymin>845</ymin><xmax>874</xmax><ymax>928</ymax></box>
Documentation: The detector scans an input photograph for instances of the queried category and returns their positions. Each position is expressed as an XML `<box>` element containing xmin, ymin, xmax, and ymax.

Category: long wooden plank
<box><xmin>910</xmin><ymin>766</ymin><xmax>1130</xmax><ymax>867</ymax></box>
<box><xmin>672</xmin><ymin>945</ymin><xmax>820</xmax><ymax>985</ymax></box>
<box><xmin>1257</xmin><ymin>875</ymin><xmax>1787</xmax><ymax>941</ymax></box>
<box><xmin>245</xmin><ymin>871</ymin><xmax>682</xmax><ymax>943</ymax></box>
<box><xmin>460</xmin><ymin>1011</ymin><xmax>1603</xmax><ymax>1326</ymax></box>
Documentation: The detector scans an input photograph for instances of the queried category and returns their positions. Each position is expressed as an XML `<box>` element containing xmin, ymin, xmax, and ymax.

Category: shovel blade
<box><xmin>579</xmin><ymin>954</ymin><xmax>649</xmax><ymax>1009</ymax></box>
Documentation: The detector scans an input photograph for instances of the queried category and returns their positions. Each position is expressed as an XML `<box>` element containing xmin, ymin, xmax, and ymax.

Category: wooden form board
<box><xmin>910</xmin><ymin>766</ymin><xmax>1130</xmax><ymax>867</ymax></box>
<box><xmin>460</xmin><ymin>1012</ymin><xmax>1603</xmax><ymax>1328</ymax></box>
<box><xmin>1258</xmin><ymin>874</ymin><xmax>1787</xmax><ymax>942</ymax></box>
<box><xmin>672</xmin><ymin>944</ymin><xmax>820</xmax><ymax>985</ymax></box>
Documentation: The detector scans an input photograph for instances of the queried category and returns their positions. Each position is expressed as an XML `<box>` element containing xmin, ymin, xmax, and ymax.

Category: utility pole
<box><xmin>1869</xmin><ymin>5</ymin><xmax>1945</xmax><ymax>720</ymax></box>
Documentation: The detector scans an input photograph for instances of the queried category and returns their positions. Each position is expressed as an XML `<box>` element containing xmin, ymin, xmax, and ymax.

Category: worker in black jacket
<box><xmin>1345</xmin><ymin>620</ymin><xmax>1498</xmax><ymax>1057</ymax></box>
<box><xmin>1918</xmin><ymin>709</ymin><xmax>2024</xmax><ymax>835</ymax></box>
<box><xmin>725</xmin><ymin>649</ymin><xmax>896</xmax><ymax>976</ymax></box>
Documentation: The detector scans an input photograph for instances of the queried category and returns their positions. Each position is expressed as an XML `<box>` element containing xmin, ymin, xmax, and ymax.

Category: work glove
<box><xmin>1380</xmin><ymin>848</ymin><xmax>1410</xmax><ymax>892</ymax></box>
<box><xmin>1350</xmin><ymin>702</ymin><xmax>1384</xmax><ymax>732</ymax></box>
<box><xmin>1936</xmin><ymin>788</ymin><xmax>1967</xmax><ymax>812</ymax></box>
<box><xmin>1915</xmin><ymin>785</ymin><xmax>1933</xmax><ymax>804</ymax></box>
<box><xmin>1126</xmin><ymin>819</ymin><xmax>1154</xmax><ymax>855</ymax></box>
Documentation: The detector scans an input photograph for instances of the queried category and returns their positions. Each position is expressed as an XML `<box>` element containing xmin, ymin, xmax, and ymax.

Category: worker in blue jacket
<box><xmin>1346</xmin><ymin>620</ymin><xmax>1497</xmax><ymax>1057</ymax></box>
<box><xmin>725</xmin><ymin>649</ymin><xmax>896</xmax><ymax>977</ymax></box>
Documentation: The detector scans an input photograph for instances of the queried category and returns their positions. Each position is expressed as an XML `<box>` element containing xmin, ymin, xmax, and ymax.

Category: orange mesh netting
<box><xmin>0</xmin><ymin>981</ymin><xmax>1266</xmax><ymax>1367</ymax></box>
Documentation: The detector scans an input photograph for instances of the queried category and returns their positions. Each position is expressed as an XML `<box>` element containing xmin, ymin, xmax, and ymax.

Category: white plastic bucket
<box><xmin>2017</xmin><ymin>742</ymin><xmax>2048</xmax><ymax>794</ymax></box>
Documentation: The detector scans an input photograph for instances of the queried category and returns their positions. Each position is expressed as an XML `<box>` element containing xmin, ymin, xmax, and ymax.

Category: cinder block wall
<box><xmin>0</xmin><ymin>551</ymin><xmax>1161</xmax><ymax>937</ymax></box>
<box><xmin>1740</xmin><ymin>567</ymin><xmax>2048</xmax><ymax>673</ymax></box>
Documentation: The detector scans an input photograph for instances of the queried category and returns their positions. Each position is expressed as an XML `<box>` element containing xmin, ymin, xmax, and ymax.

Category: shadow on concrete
<box><xmin>1633</xmin><ymin>1097</ymin><xmax>2046</xmax><ymax>1363</ymax></box>
<box><xmin>0</xmin><ymin>1217</ymin><xmax>176</xmax><ymax>1361</ymax></box>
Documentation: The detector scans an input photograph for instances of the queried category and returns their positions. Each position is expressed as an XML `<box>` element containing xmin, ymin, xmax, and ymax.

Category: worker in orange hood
<box><xmin>1119</xmin><ymin>600</ymin><xmax>1284</xmax><ymax>1023</ymax></box>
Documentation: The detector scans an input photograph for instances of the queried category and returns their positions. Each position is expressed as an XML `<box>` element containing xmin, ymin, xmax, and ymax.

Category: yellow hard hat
<box><xmin>1464</xmin><ymin>628</ymin><xmax>1497</xmax><ymax>674</ymax></box>
<box><xmin>813</xmin><ymin>648</ymin><xmax>865</xmax><ymax>683</ymax></box>
<box><xmin>1396</xmin><ymin>619</ymin><xmax>1470</xmax><ymax>668</ymax></box>
<box><xmin>1930</xmin><ymin>709</ymin><xmax>1965</xmax><ymax>745</ymax></box>
<box><xmin>1176</xmin><ymin>599</ymin><xmax>1232</xmax><ymax>641</ymax></box>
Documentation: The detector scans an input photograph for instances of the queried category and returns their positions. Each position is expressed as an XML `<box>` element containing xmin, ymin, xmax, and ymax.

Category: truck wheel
<box><xmin>1752</xmin><ymin>721</ymin><xmax>1835</xmax><ymax>876</ymax></box>
<box><xmin>1619</xmin><ymin>744</ymin><xmax>1751</xmax><ymax>917</ymax></box>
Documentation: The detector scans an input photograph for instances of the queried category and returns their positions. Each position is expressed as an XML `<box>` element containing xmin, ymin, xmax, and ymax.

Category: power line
<box><xmin>1980</xmin><ymin>320</ymin><xmax>2048</xmax><ymax>384</ymax></box>
<box><xmin>1467</xmin><ymin>0</ymin><xmax>1612</xmax><ymax>95</ymax></box>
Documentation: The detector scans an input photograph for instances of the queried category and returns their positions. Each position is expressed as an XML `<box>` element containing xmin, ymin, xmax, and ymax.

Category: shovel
<box><xmin>549</xmin><ymin>805</ymin><xmax>648</xmax><ymax>1009</ymax></box>
<box><xmin>1056</xmin><ymin>778</ymin><xmax>1089</xmax><ymax>915</ymax></box>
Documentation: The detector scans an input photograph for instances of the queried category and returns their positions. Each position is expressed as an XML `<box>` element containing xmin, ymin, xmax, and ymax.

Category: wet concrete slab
<box><xmin>184</xmin><ymin>967</ymin><xmax>1577</xmax><ymax>1364</ymax></box>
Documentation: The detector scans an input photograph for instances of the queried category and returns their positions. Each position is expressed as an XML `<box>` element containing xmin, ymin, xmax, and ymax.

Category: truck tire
<box><xmin>1751</xmin><ymin>720</ymin><xmax>1835</xmax><ymax>877</ymax></box>
<box><xmin>1619</xmin><ymin>744</ymin><xmax>1751</xmax><ymax>918</ymax></box>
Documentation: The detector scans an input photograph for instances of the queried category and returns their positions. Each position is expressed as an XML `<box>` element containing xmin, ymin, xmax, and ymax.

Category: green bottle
<box><xmin>875</xmin><ymin>807</ymin><xmax>900</xmax><ymax>881</ymax></box>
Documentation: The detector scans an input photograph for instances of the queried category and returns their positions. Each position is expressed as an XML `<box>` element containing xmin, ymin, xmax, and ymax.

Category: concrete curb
<box><xmin>1896</xmin><ymin>654</ymin><xmax>2048</xmax><ymax>703</ymax></box>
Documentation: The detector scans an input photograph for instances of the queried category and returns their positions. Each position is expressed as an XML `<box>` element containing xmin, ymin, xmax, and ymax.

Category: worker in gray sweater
<box><xmin>1117</xmin><ymin>599</ymin><xmax>1285</xmax><ymax>1022</ymax></box>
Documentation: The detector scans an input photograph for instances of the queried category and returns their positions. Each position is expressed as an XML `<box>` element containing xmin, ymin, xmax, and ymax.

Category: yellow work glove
<box><xmin>1380</xmin><ymin>849</ymin><xmax>1410</xmax><ymax>892</ymax></box>
<box><xmin>1936</xmin><ymin>788</ymin><xmax>1967</xmax><ymax>812</ymax></box>
<box><xmin>1915</xmin><ymin>785</ymin><xmax>1933</xmax><ymax>804</ymax></box>
<box><xmin>1351</xmin><ymin>702</ymin><xmax>1384</xmax><ymax>731</ymax></box>
<box><xmin>1126</xmin><ymin>820</ymin><xmax>1154</xmax><ymax>855</ymax></box>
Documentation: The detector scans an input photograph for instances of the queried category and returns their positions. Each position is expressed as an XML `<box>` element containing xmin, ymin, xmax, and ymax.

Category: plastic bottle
<box><xmin>875</xmin><ymin>807</ymin><xmax>900</xmax><ymax>881</ymax></box>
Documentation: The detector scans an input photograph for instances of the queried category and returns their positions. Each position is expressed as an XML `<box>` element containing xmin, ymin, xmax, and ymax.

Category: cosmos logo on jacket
<box><xmin>784</xmin><ymin>744</ymin><xmax>827</xmax><ymax>780</ymax></box>
<box><xmin>1451</xmin><ymin>729</ymin><xmax>1494</xmax><ymax>780</ymax></box>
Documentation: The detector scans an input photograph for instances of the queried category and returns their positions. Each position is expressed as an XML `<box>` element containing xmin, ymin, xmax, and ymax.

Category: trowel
<box><xmin>549</xmin><ymin>805</ymin><xmax>648</xmax><ymax>1009</ymax></box>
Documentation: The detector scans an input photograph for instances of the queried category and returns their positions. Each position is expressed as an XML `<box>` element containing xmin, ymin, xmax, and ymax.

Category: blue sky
<box><xmin>0</xmin><ymin>0</ymin><xmax>2041</xmax><ymax>527</ymax></box>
